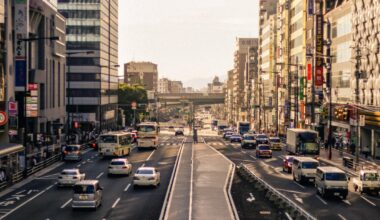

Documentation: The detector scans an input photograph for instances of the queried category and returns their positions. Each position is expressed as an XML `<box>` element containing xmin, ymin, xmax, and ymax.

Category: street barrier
<box><xmin>237</xmin><ymin>163</ymin><xmax>316</xmax><ymax>220</ymax></box>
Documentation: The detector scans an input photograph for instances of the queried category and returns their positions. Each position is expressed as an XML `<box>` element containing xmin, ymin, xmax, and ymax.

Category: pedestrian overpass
<box><xmin>156</xmin><ymin>93</ymin><xmax>224</xmax><ymax>105</ymax></box>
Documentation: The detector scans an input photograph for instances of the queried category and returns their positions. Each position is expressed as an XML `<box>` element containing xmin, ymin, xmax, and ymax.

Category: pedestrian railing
<box><xmin>238</xmin><ymin>163</ymin><xmax>316</xmax><ymax>220</ymax></box>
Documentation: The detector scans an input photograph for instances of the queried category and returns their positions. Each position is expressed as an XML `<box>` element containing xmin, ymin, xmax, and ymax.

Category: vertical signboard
<box><xmin>14</xmin><ymin>0</ymin><xmax>29</xmax><ymax>90</ymax></box>
<box><xmin>315</xmin><ymin>14</ymin><xmax>324</xmax><ymax>92</ymax></box>
<box><xmin>308</xmin><ymin>0</ymin><xmax>314</xmax><ymax>16</ymax></box>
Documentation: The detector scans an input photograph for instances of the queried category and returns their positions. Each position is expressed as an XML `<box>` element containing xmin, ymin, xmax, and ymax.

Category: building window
<box><xmin>60</xmin><ymin>10</ymin><xmax>100</xmax><ymax>19</ymax></box>
<box><xmin>67</xmin><ymin>57</ymin><xmax>100</xmax><ymax>66</ymax></box>
<box><xmin>67</xmin><ymin>42</ymin><xmax>100</xmax><ymax>50</ymax></box>
<box><xmin>58</xmin><ymin>62</ymin><xmax>61</xmax><ymax>107</ymax></box>
<box><xmin>68</xmin><ymin>73</ymin><xmax>100</xmax><ymax>81</ymax></box>
<box><xmin>40</xmin><ymin>84</ymin><xmax>45</xmax><ymax>110</ymax></box>
<box><xmin>67</xmin><ymin>89</ymin><xmax>101</xmax><ymax>97</ymax></box>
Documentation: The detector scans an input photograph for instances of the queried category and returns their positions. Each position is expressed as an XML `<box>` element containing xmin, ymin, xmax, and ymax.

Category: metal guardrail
<box><xmin>238</xmin><ymin>163</ymin><xmax>316</xmax><ymax>220</ymax></box>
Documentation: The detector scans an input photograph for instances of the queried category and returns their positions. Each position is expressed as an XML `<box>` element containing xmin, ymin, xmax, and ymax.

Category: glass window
<box><xmin>99</xmin><ymin>135</ymin><xmax>117</xmax><ymax>143</ymax></box>
<box><xmin>336</xmin><ymin>42</ymin><xmax>351</xmax><ymax>63</ymax></box>
<box><xmin>336</xmin><ymin>14</ymin><xmax>351</xmax><ymax>37</ymax></box>
<box><xmin>110</xmin><ymin>161</ymin><xmax>125</xmax><ymax>166</ymax></box>
<box><xmin>301</xmin><ymin>162</ymin><xmax>319</xmax><ymax>169</ymax></box>
<box><xmin>259</xmin><ymin>145</ymin><xmax>270</xmax><ymax>150</ymax></box>
<box><xmin>136</xmin><ymin>169</ymin><xmax>153</xmax><ymax>175</ymax></box>
<box><xmin>137</xmin><ymin>126</ymin><xmax>156</xmax><ymax>132</ymax></box>
<box><xmin>325</xmin><ymin>172</ymin><xmax>347</xmax><ymax>181</ymax></box>
<box><xmin>74</xmin><ymin>185</ymin><xmax>94</xmax><ymax>194</ymax></box>
<box><xmin>67</xmin><ymin>89</ymin><xmax>100</xmax><ymax>97</ymax></box>
<box><xmin>67</xmin><ymin>57</ymin><xmax>100</xmax><ymax>66</ymax></box>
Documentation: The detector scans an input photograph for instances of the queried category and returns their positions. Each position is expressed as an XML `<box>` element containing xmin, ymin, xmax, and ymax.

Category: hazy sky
<box><xmin>118</xmin><ymin>0</ymin><xmax>259</xmax><ymax>88</ymax></box>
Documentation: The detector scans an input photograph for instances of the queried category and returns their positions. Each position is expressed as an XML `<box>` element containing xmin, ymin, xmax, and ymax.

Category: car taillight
<box><xmin>108</xmin><ymin>166</ymin><xmax>112</xmax><ymax>169</ymax></box>
<box><xmin>64</xmin><ymin>150</ymin><xmax>68</xmax><ymax>154</ymax></box>
<box><xmin>122</xmin><ymin>166</ymin><xmax>128</xmax><ymax>169</ymax></box>
<box><xmin>148</xmin><ymin>177</ymin><xmax>155</xmax><ymax>180</ymax></box>
<box><xmin>133</xmin><ymin>176</ymin><xmax>139</xmax><ymax>180</ymax></box>
<box><xmin>73</xmin><ymin>176</ymin><xmax>78</xmax><ymax>179</ymax></box>
<box><xmin>58</xmin><ymin>176</ymin><xmax>62</xmax><ymax>179</ymax></box>
<box><xmin>76</xmin><ymin>151</ymin><xmax>80</xmax><ymax>155</ymax></box>
<box><xmin>92</xmin><ymin>143</ymin><xmax>96</xmax><ymax>148</ymax></box>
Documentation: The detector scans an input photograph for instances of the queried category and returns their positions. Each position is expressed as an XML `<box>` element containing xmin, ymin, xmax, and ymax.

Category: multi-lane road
<box><xmin>203</xmin><ymin>135</ymin><xmax>380</xmax><ymax>220</ymax></box>
<box><xmin>0</xmin><ymin>135</ymin><xmax>184</xmax><ymax>220</ymax></box>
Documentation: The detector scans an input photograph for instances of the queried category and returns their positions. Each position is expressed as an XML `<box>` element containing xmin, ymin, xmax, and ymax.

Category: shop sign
<box><xmin>315</xmin><ymin>14</ymin><xmax>323</xmax><ymax>92</ymax></box>
<box><xmin>8</xmin><ymin>101</ymin><xmax>18</xmax><ymax>116</ymax></box>
<box><xmin>0</xmin><ymin>111</ymin><xmax>7</xmax><ymax>126</ymax></box>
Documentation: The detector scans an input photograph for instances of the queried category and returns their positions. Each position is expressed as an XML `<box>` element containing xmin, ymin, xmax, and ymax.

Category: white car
<box><xmin>57</xmin><ymin>169</ymin><xmax>85</xmax><ymax>187</ymax></box>
<box><xmin>108</xmin><ymin>158</ymin><xmax>133</xmax><ymax>176</ymax></box>
<box><xmin>133</xmin><ymin>167</ymin><xmax>160</xmax><ymax>188</ymax></box>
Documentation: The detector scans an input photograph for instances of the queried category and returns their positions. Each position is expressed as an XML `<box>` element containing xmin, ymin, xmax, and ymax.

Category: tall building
<box><xmin>124</xmin><ymin>61</ymin><xmax>158</xmax><ymax>92</ymax></box>
<box><xmin>232</xmin><ymin>38</ymin><xmax>258</xmax><ymax>123</ymax></box>
<box><xmin>158</xmin><ymin>78</ymin><xmax>170</xmax><ymax>93</ymax></box>
<box><xmin>244</xmin><ymin>46</ymin><xmax>258</xmax><ymax>126</ymax></box>
<box><xmin>169</xmin><ymin>81</ymin><xmax>183</xmax><ymax>93</ymax></box>
<box><xmin>208</xmin><ymin>76</ymin><xmax>224</xmax><ymax>93</ymax></box>
<box><xmin>225</xmin><ymin>69</ymin><xmax>234</xmax><ymax>123</ymax></box>
<box><xmin>58</xmin><ymin>0</ymin><xmax>119</xmax><ymax>131</ymax></box>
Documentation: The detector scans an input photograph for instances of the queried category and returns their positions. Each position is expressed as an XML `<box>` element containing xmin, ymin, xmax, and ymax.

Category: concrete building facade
<box><xmin>58</xmin><ymin>0</ymin><xmax>119</xmax><ymax>132</ymax></box>
<box><xmin>124</xmin><ymin>61</ymin><xmax>158</xmax><ymax>92</ymax></box>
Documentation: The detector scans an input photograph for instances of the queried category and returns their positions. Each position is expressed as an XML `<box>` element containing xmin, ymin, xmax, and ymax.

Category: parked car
<box><xmin>57</xmin><ymin>169</ymin><xmax>85</xmax><ymax>187</ymax></box>
<box><xmin>230</xmin><ymin>134</ymin><xmax>242</xmax><ymax>143</ymax></box>
<box><xmin>269</xmin><ymin>137</ymin><xmax>282</xmax><ymax>150</ymax></box>
<box><xmin>108</xmin><ymin>158</ymin><xmax>132</xmax><ymax>176</ymax></box>
<box><xmin>352</xmin><ymin>170</ymin><xmax>380</xmax><ymax>195</ymax></box>
<box><xmin>241</xmin><ymin>134</ymin><xmax>257</xmax><ymax>149</ymax></box>
<box><xmin>133</xmin><ymin>167</ymin><xmax>161</xmax><ymax>188</ymax></box>
<box><xmin>255</xmin><ymin>144</ymin><xmax>272</xmax><ymax>158</ymax></box>
<box><xmin>63</xmin><ymin>145</ymin><xmax>82</xmax><ymax>161</ymax></box>
<box><xmin>282</xmin><ymin>156</ymin><xmax>294</xmax><ymax>173</ymax></box>
<box><xmin>72</xmin><ymin>180</ymin><xmax>103</xmax><ymax>209</ymax></box>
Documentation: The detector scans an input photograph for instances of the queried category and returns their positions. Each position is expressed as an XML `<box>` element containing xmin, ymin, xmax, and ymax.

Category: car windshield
<box><xmin>270</xmin><ymin>138</ymin><xmax>280</xmax><ymax>143</ymax></box>
<box><xmin>61</xmin><ymin>171</ymin><xmax>77</xmax><ymax>175</ymax></box>
<box><xmin>325</xmin><ymin>173</ymin><xmax>347</xmax><ymax>181</ymax></box>
<box><xmin>363</xmin><ymin>173</ymin><xmax>380</xmax><ymax>181</ymax></box>
<box><xmin>65</xmin><ymin>146</ymin><xmax>79</xmax><ymax>151</ymax></box>
<box><xmin>232</xmin><ymin>135</ymin><xmax>240</xmax><ymax>138</ymax></box>
<box><xmin>136</xmin><ymin>169</ymin><xmax>154</xmax><ymax>175</ymax></box>
<box><xmin>137</xmin><ymin>126</ymin><xmax>156</xmax><ymax>132</ymax></box>
<box><xmin>259</xmin><ymin>145</ymin><xmax>270</xmax><ymax>150</ymax></box>
<box><xmin>111</xmin><ymin>161</ymin><xmax>125</xmax><ymax>165</ymax></box>
<box><xmin>99</xmin><ymin>135</ymin><xmax>117</xmax><ymax>143</ymax></box>
<box><xmin>301</xmin><ymin>162</ymin><xmax>319</xmax><ymax>169</ymax></box>
<box><xmin>257</xmin><ymin>135</ymin><xmax>268</xmax><ymax>139</ymax></box>
<box><xmin>244</xmin><ymin>136</ymin><xmax>254</xmax><ymax>140</ymax></box>
<box><xmin>286</xmin><ymin>157</ymin><xmax>294</xmax><ymax>162</ymax></box>
<box><xmin>74</xmin><ymin>185</ymin><xmax>94</xmax><ymax>194</ymax></box>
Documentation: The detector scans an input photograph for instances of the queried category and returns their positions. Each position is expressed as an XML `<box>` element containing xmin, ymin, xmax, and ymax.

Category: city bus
<box><xmin>98</xmin><ymin>132</ymin><xmax>133</xmax><ymax>157</ymax></box>
<box><xmin>237</xmin><ymin>121</ymin><xmax>250</xmax><ymax>135</ymax></box>
<box><xmin>136</xmin><ymin>122</ymin><xmax>159</xmax><ymax>150</ymax></box>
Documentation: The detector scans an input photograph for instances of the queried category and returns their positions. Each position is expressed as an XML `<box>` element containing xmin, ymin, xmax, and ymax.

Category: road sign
<box><xmin>131</xmin><ymin>101</ymin><xmax>137</xmax><ymax>110</ymax></box>
<box><xmin>0</xmin><ymin>111</ymin><xmax>8</xmax><ymax>126</ymax></box>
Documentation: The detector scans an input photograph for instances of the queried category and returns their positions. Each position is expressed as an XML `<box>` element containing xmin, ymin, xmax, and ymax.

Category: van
<box><xmin>63</xmin><ymin>145</ymin><xmax>82</xmax><ymax>161</ymax></box>
<box><xmin>292</xmin><ymin>157</ymin><xmax>319</xmax><ymax>184</ymax></box>
<box><xmin>72</xmin><ymin>180</ymin><xmax>103</xmax><ymax>209</ymax></box>
<box><xmin>315</xmin><ymin>166</ymin><xmax>349</xmax><ymax>199</ymax></box>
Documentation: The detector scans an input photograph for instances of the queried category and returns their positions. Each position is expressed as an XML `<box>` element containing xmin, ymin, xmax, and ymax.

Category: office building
<box><xmin>58</xmin><ymin>0</ymin><xmax>119</xmax><ymax>131</ymax></box>
<box><xmin>124</xmin><ymin>61</ymin><xmax>158</xmax><ymax>92</ymax></box>
<box><xmin>158</xmin><ymin>78</ymin><xmax>170</xmax><ymax>93</ymax></box>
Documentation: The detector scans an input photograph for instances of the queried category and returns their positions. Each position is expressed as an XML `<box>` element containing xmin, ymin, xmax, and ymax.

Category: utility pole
<box><xmin>325</xmin><ymin>19</ymin><xmax>332</xmax><ymax>160</ymax></box>
<box><xmin>355</xmin><ymin>46</ymin><xmax>361</xmax><ymax>163</ymax></box>
<box><xmin>295</xmin><ymin>57</ymin><xmax>299</xmax><ymax>128</ymax></box>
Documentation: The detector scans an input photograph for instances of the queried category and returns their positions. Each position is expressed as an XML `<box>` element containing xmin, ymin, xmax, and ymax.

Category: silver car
<box><xmin>57</xmin><ymin>169</ymin><xmax>85</xmax><ymax>187</ymax></box>
<box><xmin>72</xmin><ymin>180</ymin><xmax>102</xmax><ymax>209</ymax></box>
<box><xmin>63</xmin><ymin>145</ymin><xmax>82</xmax><ymax>161</ymax></box>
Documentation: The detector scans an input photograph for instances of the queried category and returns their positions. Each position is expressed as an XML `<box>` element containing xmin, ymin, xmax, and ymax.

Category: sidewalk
<box><xmin>165</xmin><ymin>142</ymin><xmax>235</xmax><ymax>220</ymax></box>
<box><xmin>319</xmin><ymin>148</ymin><xmax>380</xmax><ymax>176</ymax></box>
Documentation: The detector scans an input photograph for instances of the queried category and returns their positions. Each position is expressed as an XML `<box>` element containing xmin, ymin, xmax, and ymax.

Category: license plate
<box><xmin>79</xmin><ymin>195</ymin><xmax>88</xmax><ymax>200</ymax></box>
<box><xmin>334</xmin><ymin>192</ymin><xmax>340</xmax><ymax>196</ymax></box>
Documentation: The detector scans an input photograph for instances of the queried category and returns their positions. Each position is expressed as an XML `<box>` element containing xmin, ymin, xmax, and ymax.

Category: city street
<box><xmin>203</xmin><ymin>135</ymin><xmax>380</xmax><ymax>220</ymax></box>
<box><xmin>0</xmin><ymin>135</ymin><xmax>184</xmax><ymax>220</ymax></box>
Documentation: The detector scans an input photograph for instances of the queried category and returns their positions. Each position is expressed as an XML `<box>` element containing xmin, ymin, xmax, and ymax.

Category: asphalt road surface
<box><xmin>0</xmin><ymin>135</ymin><xmax>184</xmax><ymax>220</ymax></box>
<box><xmin>203</xmin><ymin>135</ymin><xmax>380</xmax><ymax>220</ymax></box>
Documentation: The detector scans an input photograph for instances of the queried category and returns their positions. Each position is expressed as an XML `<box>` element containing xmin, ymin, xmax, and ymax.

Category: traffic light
<box><xmin>74</xmin><ymin>121</ymin><xmax>79</xmax><ymax>129</ymax></box>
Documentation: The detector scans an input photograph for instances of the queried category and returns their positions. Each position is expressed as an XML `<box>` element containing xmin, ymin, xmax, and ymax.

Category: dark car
<box><xmin>230</xmin><ymin>134</ymin><xmax>242</xmax><ymax>143</ymax></box>
<box><xmin>255</xmin><ymin>134</ymin><xmax>269</xmax><ymax>145</ymax></box>
<box><xmin>283</xmin><ymin>156</ymin><xmax>294</xmax><ymax>173</ymax></box>
<box><xmin>224</xmin><ymin>132</ymin><xmax>233</xmax><ymax>140</ymax></box>
<box><xmin>63</xmin><ymin>145</ymin><xmax>82</xmax><ymax>161</ymax></box>
<box><xmin>241</xmin><ymin>134</ymin><xmax>256</xmax><ymax>149</ymax></box>
<box><xmin>255</xmin><ymin>144</ymin><xmax>272</xmax><ymax>158</ymax></box>
<box><xmin>175</xmin><ymin>129</ymin><xmax>184</xmax><ymax>136</ymax></box>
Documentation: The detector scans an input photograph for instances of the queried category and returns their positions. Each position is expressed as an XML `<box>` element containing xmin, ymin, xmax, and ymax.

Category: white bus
<box><xmin>136</xmin><ymin>122</ymin><xmax>159</xmax><ymax>150</ymax></box>
<box><xmin>98</xmin><ymin>132</ymin><xmax>133</xmax><ymax>157</ymax></box>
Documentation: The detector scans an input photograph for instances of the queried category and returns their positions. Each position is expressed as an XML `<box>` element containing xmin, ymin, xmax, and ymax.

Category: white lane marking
<box><xmin>293</xmin><ymin>193</ymin><xmax>303</xmax><ymax>204</ymax></box>
<box><xmin>284</xmin><ymin>212</ymin><xmax>292</xmax><ymax>220</ymax></box>
<box><xmin>141</xmin><ymin>163</ymin><xmax>145</xmax><ymax>167</ymax></box>
<box><xmin>112</xmin><ymin>197</ymin><xmax>121</xmax><ymax>208</ymax></box>
<box><xmin>249</xmin><ymin>155</ymin><xmax>257</xmax><ymax>160</ymax></box>
<box><xmin>87</xmin><ymin>159</ymin><xmax>91</xmax><ymax>161</ymax></box>
<box><xmin>338</xmin><ymin>214</ymin><xmax>347</xmax><ymax>220</ymax></box>
<box><xmin>189</xmin><ymin>138</ymin><xmax>194</xmax><ymax>220</ymax></box>
<box><xmin>146</xmin><ymin>150</ymin><xmax>155</xmax><ymax>161</ymax></box>
<box><xmin>15</xmin><ymin>190</ymin><xmax>26</xmax><ymax>195</ymax></box>
<box><xmin>124</xmin><ymin>183</ymin><xmax>131</xmax><ymax>192</ymax></box>
<box><xmin>96</xmin><ymin>172</ymin><xmax>104</xmax><ymax>179</ymax></box>
<box><xmin>361</xmin><ymin>196</ymin><xmax>376</xmax><ymax>206</ymax></box>
<box><xmin>82</xmin><ymin>161</ymin><xmax>86</xmax><ymax>165</ymax></box>
<box><xmin>294</xmin><ymin>181</ymin><xmax>305</xmax><ymax>189</ymax></box>
<box><xmin>76</xmin><ymin>164</ymin><xmax>81</xmax><ymax>167</ymax></box>
<box><xmin>342</xmin><ymin>200</ymin><xmax>351</xmax><ymax>206</ymax></box>
<box><xmin>316</xmin><ymin>195</ymin><xmax>328</xmax><ymax>205</ymax></box>
<box><xmin>278</xmin><ymin>155</ymin><xmax>285</xmax><ymax>159</ymax></box>
<box><xmin>60</xmin><ymin>199</ymin><xmax>72</xmax><ymax>209</ymax></box>
<box><xmin>0</xmin><ymin>184</ymin><xmax>55</xmax><ymax>220</ymax></box>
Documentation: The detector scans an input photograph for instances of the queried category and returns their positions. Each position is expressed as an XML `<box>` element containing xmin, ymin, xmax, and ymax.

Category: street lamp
<box><xmin>66</xmin><ymin>50</ymin><xmax>94</xmax><ymax>144</ymax></box>
<box><xmin>20</xmin><ymin>36</ymin><xmax>59</xmax><ymax>177</ymax></box>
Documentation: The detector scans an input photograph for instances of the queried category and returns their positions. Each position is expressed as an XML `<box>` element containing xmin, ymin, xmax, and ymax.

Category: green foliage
<box><xmin>118</xmin><ymin>83</ymin><xmax>148</xmax><ymax>126</ymax></box>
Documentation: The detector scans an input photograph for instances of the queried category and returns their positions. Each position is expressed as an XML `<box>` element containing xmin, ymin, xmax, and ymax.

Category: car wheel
<box><xmin>282</xmin><ymin>167</ymin><xmax>285</xmax><ymax>172</ymax></box>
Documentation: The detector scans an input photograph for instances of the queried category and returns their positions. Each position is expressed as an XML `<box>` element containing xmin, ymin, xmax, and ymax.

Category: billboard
<box><xmin>315</xmin><ymin>14</ymin><xmax>324</xmax><ymax>92</ymax></box>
